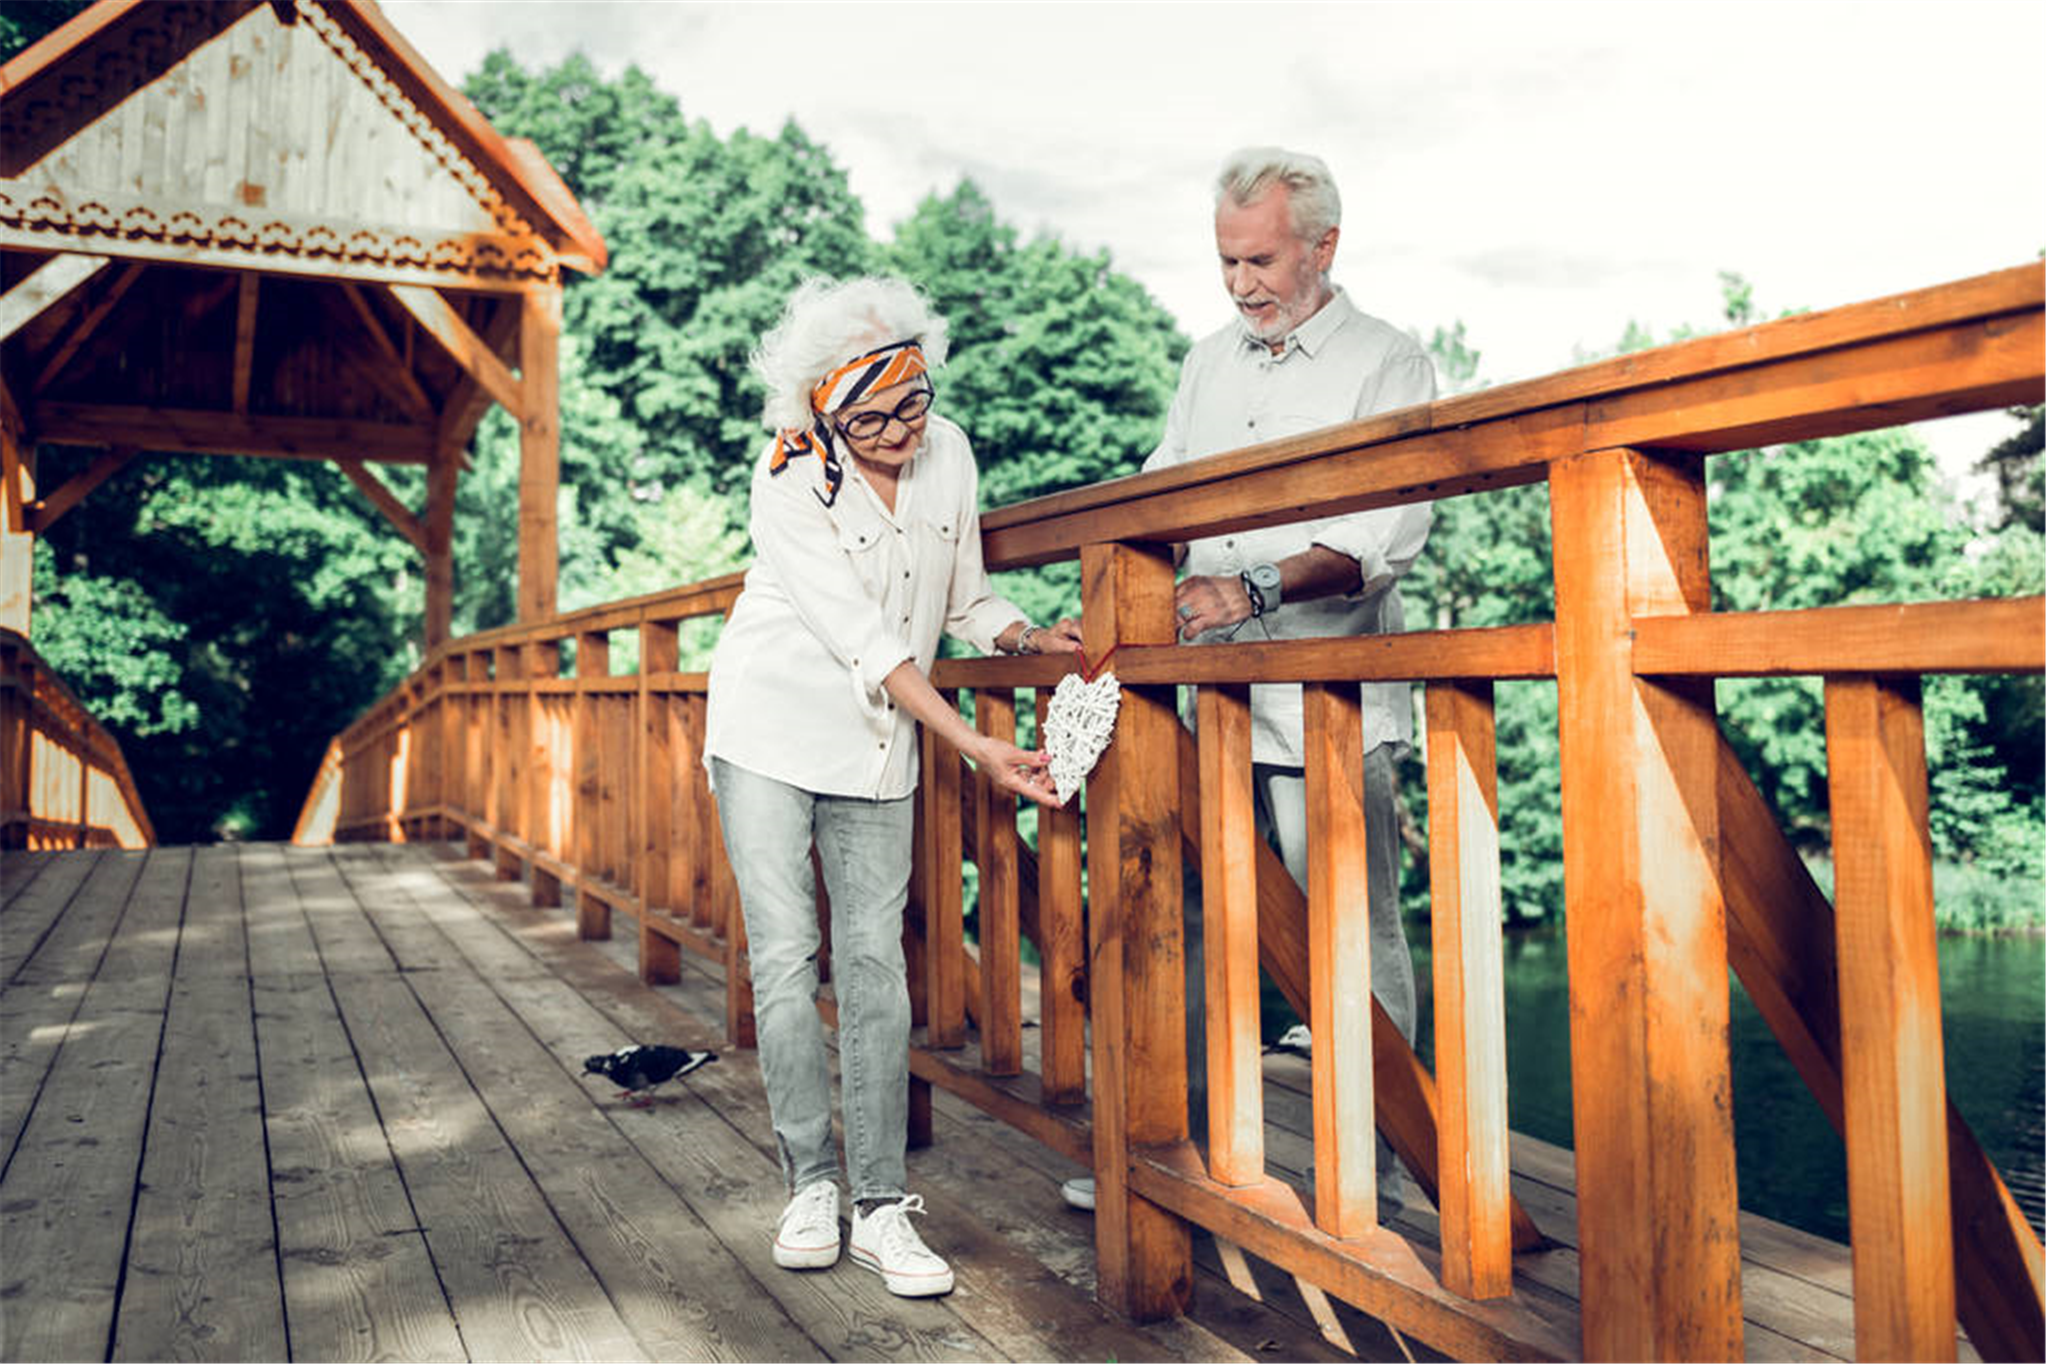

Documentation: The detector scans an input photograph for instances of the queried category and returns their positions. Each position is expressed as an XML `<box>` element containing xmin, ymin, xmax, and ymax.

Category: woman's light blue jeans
<box><xmin>710</xmin><ymin>758</ymin><xmax>912</xmax><ymax>1202</ymax></box>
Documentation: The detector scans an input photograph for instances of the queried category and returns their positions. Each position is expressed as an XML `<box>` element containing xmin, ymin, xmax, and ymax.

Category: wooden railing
<box><xmin>303</xmin><ymin>262</ymin><xmax>2045</xmax><ymax>1362</ymax></box>
<box><xmin>0</xmin><ymin>627</ymin><xmax>152</xmax><ymax>849</ymax></box>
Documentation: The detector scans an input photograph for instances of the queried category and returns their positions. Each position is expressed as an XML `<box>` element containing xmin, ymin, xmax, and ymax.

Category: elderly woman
<box><xmin>703</xmin><ymin>276</ymin><xmax>1081</xmax><ymax>1298</ymax></box>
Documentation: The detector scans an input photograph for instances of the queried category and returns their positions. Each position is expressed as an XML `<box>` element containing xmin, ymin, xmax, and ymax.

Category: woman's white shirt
<box><xmin>704</xmin><ymin>414</ymin><xmax>1024</xmax><ymax>799</ymax></box>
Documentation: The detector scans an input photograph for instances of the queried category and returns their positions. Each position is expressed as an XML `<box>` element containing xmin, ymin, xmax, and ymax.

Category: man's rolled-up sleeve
<box><xmin>750</xmin><ymin>459</ymin><xmax>910</xmax><ymax>702</ymax></box>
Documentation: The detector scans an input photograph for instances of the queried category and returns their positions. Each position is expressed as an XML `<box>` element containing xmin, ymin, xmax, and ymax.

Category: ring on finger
<box><xmin>1177</xmin><ymin>604</ymin><xmax>1195</xmax><ymax>620</ymax></box>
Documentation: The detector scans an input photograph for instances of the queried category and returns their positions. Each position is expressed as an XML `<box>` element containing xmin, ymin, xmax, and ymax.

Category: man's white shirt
<box><xmin>1142</xmin><ymin>287</ymin><xmax>1438</xmax><ymax>765</ymax></box>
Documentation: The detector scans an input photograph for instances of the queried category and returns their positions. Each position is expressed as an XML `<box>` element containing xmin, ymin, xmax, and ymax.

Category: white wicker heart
<box><xmin>1041</xmin><ymin>670</ymin><xmax>1121</xmax><ymax>806</ymax></box>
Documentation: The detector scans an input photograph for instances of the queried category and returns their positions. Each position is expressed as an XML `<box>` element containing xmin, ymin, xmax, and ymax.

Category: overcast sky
<box><xmin>384</xmin><ymin>0</ymin><xmax>2044</xmax><ymax>486</ymax></box>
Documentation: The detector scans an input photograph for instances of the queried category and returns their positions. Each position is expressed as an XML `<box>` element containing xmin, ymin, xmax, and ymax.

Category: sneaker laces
<box><xmin>782</xmin><ymin>1183</ymin><xmax>837</xmax><ymax>1239</ymax></box>
<box><xmin>870</xmin><ymin>1194</ymin><xmax>936</xmax><ymax>1262</ymax></box>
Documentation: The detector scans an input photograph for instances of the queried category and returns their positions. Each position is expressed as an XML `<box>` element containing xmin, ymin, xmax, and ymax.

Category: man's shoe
<box><xmin>773</xmin><ymin>1181</ymin><xmax>841</xmax><ymax>1269</ymax></box>
<box><xmin>850</xmin><ymin>1194</ymin><xmax>954</xmax><ymax>1297</ymax></box>
<box><xmin>1060</xmin><ymin>1176</ymin><xmax>1096</xmax><ymax>1211</ymax></box>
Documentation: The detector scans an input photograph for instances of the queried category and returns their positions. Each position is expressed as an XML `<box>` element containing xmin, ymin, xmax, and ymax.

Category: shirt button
<box><xmin>903</xmin><ymin>570</ymin><xmax>911</xmax><ymax>579</ymax></box>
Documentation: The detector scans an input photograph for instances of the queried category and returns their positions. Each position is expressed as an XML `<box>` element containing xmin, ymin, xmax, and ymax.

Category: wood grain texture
<box><xmin>1424</xmin><ymin>681</ymin><xmax>1512</xmax><ymax>1300</ymax></box>
<box><xmin>1034</xmin><ymin>686</ymin><xmax>1087</xmax><ymax>1106</ymax></box>
<box><xmin>974</xmin><ymin>687</ymin><xmax>1023</xmax><ymax>1076</ymax></box>
<box><xmin>1079</xmin><ymin>539</ymin><xmax>1192</xmax><ymax>1320</ymax></box>
<box><xmin>1197</xmin><ymin>683</ymin><xmax>1263</xmax><ymax>1186</ymax></box>
<box><xmin>1631</xmin><ymin>596</ymin><xmax>2044</xmax><ymax>677</ymax></box>
<box><xmin>1549</xmin><ymin>448</ymin><xmax>1741</xmax><ymax>1361</ymax></box>
<box><xmin>113</xmin><ymin>845</ymin><xmax>288</xmax><ymax>1363</ymax></box>
<box><xmin>922</xmin><ymin>709</ymin><xmax>966</xmax><ymax>1049</ymax></box>
<box><xmin>516</xmin><ymin>287</ymin><xmax>560</xmax><ymax>620</ymax></box>
<box><xmin>0</xmin><ymin>252</ymin><xmax>109</xmax><ymax>344</ymax></box>
<box><xmin>1823</xmin><ymin>677</ymin><xmax>1956</xmax><ymax>1361</ymax></box>
<box><xmin>1302</xmin><ymin>682</ymin><xmax>1375</xmax><ymax>1238</ymax></box>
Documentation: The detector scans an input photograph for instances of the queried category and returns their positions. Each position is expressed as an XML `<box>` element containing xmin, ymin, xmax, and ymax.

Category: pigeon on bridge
<box><xmin>583</xmin><ymin>1044</ymin><xmax>717</xmax><ymax>1106</ymax></box>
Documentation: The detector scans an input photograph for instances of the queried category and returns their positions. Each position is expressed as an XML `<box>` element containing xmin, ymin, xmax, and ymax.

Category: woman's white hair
<box><xmin>753</xmin><ymin>276</ymin><xmax>951</xmax><ymax>432</ymax></box>
<box><xmin>1214</xmin><ymin>146</ymin><xmax>1342</xmax><ymax>243</ymax></box>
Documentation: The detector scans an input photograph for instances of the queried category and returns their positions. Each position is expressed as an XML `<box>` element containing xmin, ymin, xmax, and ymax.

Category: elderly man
<box><xmin>1063</xmin><ymin>146</ymin><xmax>1436</xmax><ymax>1219</ymax></box>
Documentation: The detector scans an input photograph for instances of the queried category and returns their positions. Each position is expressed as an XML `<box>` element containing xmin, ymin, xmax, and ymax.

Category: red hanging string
<box><xmin>1076</xmin><ymin>643</ymin><xmax>1119</xmax><ymax>683</ymax></box>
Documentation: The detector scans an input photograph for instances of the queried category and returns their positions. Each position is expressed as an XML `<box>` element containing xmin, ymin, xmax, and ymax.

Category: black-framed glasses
<box><xmin>835</xmin><ymin>384</ymin><xmax>934</xmax><ymax>442</ymax></box>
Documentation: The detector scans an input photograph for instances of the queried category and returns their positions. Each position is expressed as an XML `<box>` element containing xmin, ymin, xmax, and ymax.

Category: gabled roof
<box><xmin>0</xmin><ymin>0</ymin><xmax>604</xmax><ymax>274</ymax></box>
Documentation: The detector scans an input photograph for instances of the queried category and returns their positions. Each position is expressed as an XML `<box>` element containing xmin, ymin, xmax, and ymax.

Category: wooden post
<box><xmin>1036</xmin><ymin>687</ymin><xmax>1087</xmax><ymax>1106</ymax></box>
<box><xmin>1303</xmin><ymin>681</ymin><xmax>1375</xmax><ymax>1237</ymax></box>
<box><xmin>1080</xmin><ymin>539</ymin><xmax>1191</xmax><ymax>1321</ymax></box>
<box><xmin>1196</xmin><ymin>682</ymin><xmax>1262</xmax><ymax>1186</ymax></box>
<box><xmin>423</xmin><ymin>446</ymin><xmax>457</xmax><ymax>650</ymax></box>
<box><xmin>526</xmin><ymin>639</ymin><xmax>560</xmax><ymax>907</ymax></box>
<box><xmin>638</xmin><ymin>621</ymin><xmax>681</xmax><ymax>985</ymax></box>
<box><xmin>1824</xmin><ymin>676</ymin><xmax>1956</xmax><ymax>1361</ymax></box>
<box><xmin>922</xmin><ymin>706</ymin><xmax>966</xmax><ymax>1049</ymax></box>
<box><xmin>517</xmin><ymin>286</ymin><xmax>560</xmax><ymax>622</ymax></box>
<box><xmin>491</xmin><ymin>644</ymin><xmax>522</xmax><ymax>880</ymax></box>
<box><xmin>975</xmin><ymin>687</ymin><xmax>1022</xmax><ymax>1076</ymax></box>
<box><xmin>1425</xmin><ymin>680</ymin><xmax>1513</xmax><ymax>1300</ymax></box>
<box><xmin>1</xmin><ymin>420</ymin><xmax>33</xmax><ymax>637</ymax></box>
<box><xmin>1</xmin><ymin>639</ymin><xmax>28</xmax><ymax>849</ymax></box>
<box><xmin>1549</xmin><ymin>447</ymin><xmax>1741</xmax><ymax>1361</ymax></box>
<box><xmin>574</xmin><ymin>630</ymin><xmax>609</xmax><ymax>938</ymax></box>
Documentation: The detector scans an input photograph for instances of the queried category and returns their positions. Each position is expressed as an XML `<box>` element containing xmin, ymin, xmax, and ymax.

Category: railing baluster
<box><xmin>681</xmin><ymin>692</ymin><xmax>712</xmax><ymax>931</ymax></box>
<box><xmin>1302</xmin><ymin>680</ymin><xmax>1375</xmax><ymax>1237</ymax></box>
<box><xmin>1035</xmin><ymin>686</ymin><xmax>1086</xmax><ymax>1106</ymax></box>
<box><xmin>1824</xmin><ymin>675</ymin><xmax>1957</xmax><ymax>1362</ymax></box>
<box><xmin>638</xmin><ymin>620</ymin><xmax>680</xmax><ymax>984</ymax></box>
<box><xmin>975</xmin><ymin>686</ymin><xmax>1023</xmax><ymax>1075</ymax></box>
<box><xmin>1196</xmin><ymin>682</ymin><xmax>1262</xmax><ymax>1186</ymax></box>
<box><xmin>923</xmin><ymin>694</ymin><xmax>966</xmax><ymax>1049</ymax></box>
<box><xmin>1425</xmin><ymin>679</ymin><xmax>1512</xmax><ymax>1299</ymax></box>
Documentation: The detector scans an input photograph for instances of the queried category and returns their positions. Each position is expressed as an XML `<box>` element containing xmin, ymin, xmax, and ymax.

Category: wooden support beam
<box><xmin>1197</xmin><ymin>682</ymin><xmax>1263</xmax><ymax>1187</ymax></box>
<box><xmin>574</xmin><ymin>629</ymin><xmax>611</xmax><ymax>940</ymax></box>
<box><xmin>0</xmin><ymin>424</ymin><xmax>31</xmax><ymax>636</ymax></box>
<box><xmin>231</xmin><ymin>273</ymin><xmax>259</xmax><ymax>414</ymax></box>
<box><xmin>389</xmin><ymin>284</ymin><xmax>522</xmax><ymax>419</ymax></box>
<box><xmin>0</xmin><ymin>254</ymin><xmax>109</xmax><ymax>344</ymax></box>
<box><xmin>637</xmin><ymin>621</ymin><xmax>681</xmax><ymax>985</ymax></box>
<box><xmin>516</xmin><ymin>288</ymin><xmax>559</xmax><ymax>620</ymax></box>
<box><xmin>335</xmin><ymin>459</ymin><xmax>425</xmax><ymax>554</ymax></box>
<box><xmin>422</xmin><ymin>449</ymin><xmax>457</xmax><ymax>649</ymax></box>
<box><xmin>1549</xmin><ymin>447</ymin><xmax>1741</xmax><ymax>1361</ymax></box>
<box><xmin>1303</xmin><ymin>680</ymin><xmax>1375</xmax><ymax>1238</ymax></box>
<box><xmin>1824</xmin><ymin>676</ymin><xmax>1957</xmax><ymax>1361</ymax></box>
<box><xmin>340</xmin><ymin>284</ymin><xmax>434</xmax><ymax>422</ymax></box>
<box><xmin>436</xmin><ymin>300</ymin><xmax>522</xmax><ymax>462</ymax></box>
<box><xmin>33</xmin><ymin>261</ymin><xmax>144</xmax><ymax>394</ymax></box>
<box><xmin>31</xmin><ymin>404</ymin><xmax>434</xmax><ymax>463</ymax></box>
<box><xmin>1424</xmin><ymin>680</ymin><xmax>1513</xmax><ymax>1300</ymax></box>
<box><xmin>27</xmin><ymin>446</ymin><xmax>135</xmax><ymax>533</ymax></box>
<box><xmin>1080</xmin><ymin>539</ymin><xmax>1191</xmax><ymax>1321</ymax></box>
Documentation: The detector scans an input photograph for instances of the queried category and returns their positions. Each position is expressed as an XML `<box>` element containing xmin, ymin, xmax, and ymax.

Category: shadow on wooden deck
<box><xmin>0</xmin><ymin>843</ymin><xmax>1403</xmax><ymax>1363</ymax></box>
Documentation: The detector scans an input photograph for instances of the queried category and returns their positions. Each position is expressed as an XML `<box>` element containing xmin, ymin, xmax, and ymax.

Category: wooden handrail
<box><xmin>0</xmin><ymin>627</ymin><xmax>152</xmax><ymax>849</ymax></box>
<box><xmin>305</xmin><ymin>261</ymin><xmax>2046</xmax><ymax>1363</ymax></box>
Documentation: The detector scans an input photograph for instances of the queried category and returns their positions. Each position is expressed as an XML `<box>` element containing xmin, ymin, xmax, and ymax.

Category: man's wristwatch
<box><xmin>1241</xmin><ymin>563</ymin><xmax>1283</xmax><ymax>618</ymax></box>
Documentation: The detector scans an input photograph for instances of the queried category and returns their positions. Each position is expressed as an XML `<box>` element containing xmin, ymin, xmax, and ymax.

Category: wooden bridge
<box><xmin>284</xmin><ymin>263</ymin><xmax>2042</xmax><ymax>1361</ymax></box>
<box><xmin>1</xmin><ymin>2</ymin><xmax>2042</xmax><ymax>1358</ymax></box>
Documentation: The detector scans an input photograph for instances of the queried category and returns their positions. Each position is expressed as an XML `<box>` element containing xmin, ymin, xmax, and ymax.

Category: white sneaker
<box><xmin>850</xmin><ymin>1194</ymin><xmax>954</xmax><ymax>1297</ymax></box>
<box><xmin>1059</xmin><ymin>1176</ymin><xmax>1096</xmax><ymax>1211</ymax></box>
<box><xmin>773</xmin><ymin>1181</ymin><xmax>840</xmax><ymax>1269</ymax></box>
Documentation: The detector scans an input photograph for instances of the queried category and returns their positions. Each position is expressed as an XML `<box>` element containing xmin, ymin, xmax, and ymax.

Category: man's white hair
<box><xmin>753</xmin><ymin>276</ymin><xmax>950</xmax><ymax>432</ymax></box>
<box><xmin>1214</xmin><ymin>146</ymin><xmax>1342</xmax><ymax>243</ymax></box>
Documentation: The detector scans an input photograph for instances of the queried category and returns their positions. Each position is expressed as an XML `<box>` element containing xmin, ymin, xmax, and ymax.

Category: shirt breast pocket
<box><xmin>833</xmin><ymin>507</ymin><xmax>893</xmax><ymax>597</ymax></box>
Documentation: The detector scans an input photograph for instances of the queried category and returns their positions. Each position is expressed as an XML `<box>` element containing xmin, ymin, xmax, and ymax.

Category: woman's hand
<box><xmin>970</xmin><ymin>733</ymin><xmax>1062</xmax><ymax>808</ymax></box>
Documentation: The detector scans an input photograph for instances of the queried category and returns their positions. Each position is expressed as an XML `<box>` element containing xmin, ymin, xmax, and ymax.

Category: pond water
<box><xmin>1407</xmin><ymin>924</ymin><xmax>2046</xmax><ymax>1245</ymax></box>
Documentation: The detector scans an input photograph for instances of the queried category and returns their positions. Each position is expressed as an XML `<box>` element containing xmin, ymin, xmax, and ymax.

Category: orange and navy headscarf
<box><xmin>768</xmin><ymin>338</ymin><xmax>930</xmax><ymax>507</ymax></box>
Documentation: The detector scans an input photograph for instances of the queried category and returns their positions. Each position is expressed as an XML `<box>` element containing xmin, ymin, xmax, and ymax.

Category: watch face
<box><xmin>1250</xmin><ymin>564</ymin><xmax>1281</xmax><ymax>591</ymax></box>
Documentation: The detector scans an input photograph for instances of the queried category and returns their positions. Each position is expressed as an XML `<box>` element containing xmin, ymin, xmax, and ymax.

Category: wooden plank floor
<box><xmin>1</xmin><ymin>844</ymin><xmax>1354</xmax><ymax>1364</ymax></box>
<box><xmin>0</xmin><ymin>842</ymin><xmax>1936</xmax><ymax>1363</ymax></box>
